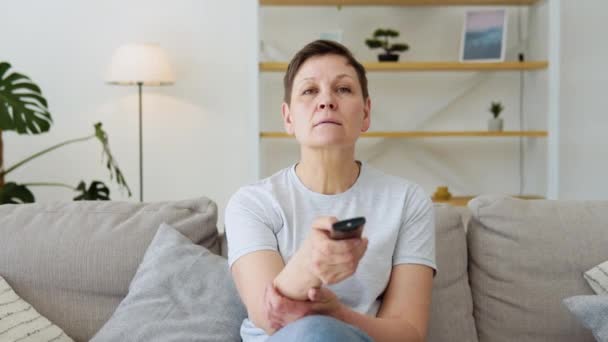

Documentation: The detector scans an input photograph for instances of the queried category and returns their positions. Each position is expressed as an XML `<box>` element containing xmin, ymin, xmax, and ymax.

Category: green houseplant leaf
<box><xmin>94</xmin><ymin>123</ymin><xmax>132</xmax><ymax>197</ymax></box>
<box><xmin>73</xmin><ymin>181</ymin><xmax>110</xmax><ymax>200</ymax></box>
<box><xmin>0</xmin><ymin>62</ymin><xmax>52</xmax><ymax>134</ymax></box>
<box><xmin>490</xmin><ymin>101</ymin><xmax>504</xmax><ymax>118</ymax></box>
<box><xmin>365</xmin><ymin>38</ymin><xmax>384</xmax><ymax>49</ymax></box>
<box><xmin>0</xmin><ymin>182</ymin><xmax>34</xmax><ymax>204</ymax></box>
<box><xmin>388</xmin><ymin>43</ymin><xmax>409</xmax><ymax>53</ymax></box>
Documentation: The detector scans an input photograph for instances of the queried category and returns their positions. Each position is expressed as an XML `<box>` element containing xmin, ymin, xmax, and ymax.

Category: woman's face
<box><xmin>282</xmin><ymin>54</ymin><xmax>371</xmax><ymax>149</ymax></box>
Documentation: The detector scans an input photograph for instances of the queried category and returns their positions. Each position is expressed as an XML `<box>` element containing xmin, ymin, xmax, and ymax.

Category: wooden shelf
<box><xmin>260</xmin><ymin>131</ymin><xmax>548</xmax><ymax>138</ymax></box>
<box><xmin>260</xmin><ymin>61</ymin><xmax>548</xmax><ymax>72</ymax></box>
<box><xmin>432</xmin><ymin>195</ymin><xmax>544</xmax><ymax>206</ymax></box>
<box><xmin>261</xmin><ymin>0</ymin><xmax>539</xmax><ymax>6</ymax></box>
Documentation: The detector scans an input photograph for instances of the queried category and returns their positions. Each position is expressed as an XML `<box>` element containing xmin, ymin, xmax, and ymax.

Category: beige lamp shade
<box><xmin>106</xmin><ymin>43</ymin><xmax>175</xmax><ymax>86</ymax></box>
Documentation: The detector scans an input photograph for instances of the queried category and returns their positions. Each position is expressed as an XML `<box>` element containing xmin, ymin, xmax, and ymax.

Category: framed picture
<box><xmin>460</xmin><ymin>9</ymin><xmax>507</xmax><ymax>62</ymax></box>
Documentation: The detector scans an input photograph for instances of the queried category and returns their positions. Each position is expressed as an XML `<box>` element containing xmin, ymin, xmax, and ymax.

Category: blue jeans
<box><xmin>267</xmin><ymin>315</ymin><xmax>374</xmax><ymax>342</ymax></box>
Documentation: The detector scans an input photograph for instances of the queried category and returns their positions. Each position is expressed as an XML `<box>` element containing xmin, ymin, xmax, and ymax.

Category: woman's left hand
<box><xmin>265</xmin><ymin>283</ymin><xmax>312</xmax><ymax>332</ymax></box>
<box><xmin>265</xmin><ymin>284</ymin><xmax>347</xmax><ymax>331</ymax></box>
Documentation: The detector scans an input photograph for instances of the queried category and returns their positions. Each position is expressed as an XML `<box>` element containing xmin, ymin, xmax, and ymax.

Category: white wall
<box><xmin>2</xmin><ymin>0</ymin><xmax>606</xmax><ymax>226</ymax></box>
<box><xmin>559</xmin><ymin>0</ymin><xmax>608</xmax><ymax>200</ymax></box>
<box><xmin>1</xmin><ymin>0</ymin><xmax>259</xmax><ymax>224</ymax></box>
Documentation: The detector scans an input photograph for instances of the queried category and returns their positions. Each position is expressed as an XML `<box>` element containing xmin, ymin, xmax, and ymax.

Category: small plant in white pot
<box><xmin>488</xmin><ymin>101</ymin><xmax>504</xmax><ymax>131</ymax></box>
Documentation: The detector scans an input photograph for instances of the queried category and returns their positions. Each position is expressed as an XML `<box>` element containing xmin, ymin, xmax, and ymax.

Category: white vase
<box><xmin>488</xmin><ymin>117</ymin><xmax>503</xmax><ymax>131</ymax></box>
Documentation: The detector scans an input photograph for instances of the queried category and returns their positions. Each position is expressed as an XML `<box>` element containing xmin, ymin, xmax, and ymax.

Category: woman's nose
<box><xmin>317</xmin><ymin>93</ymin><xmax>336</xmax><ymax>111</ymax></box>
<box><xmin>319</xmin><ymin>102</ymin><xmax>335</xmax><ymax>110</ymax></box>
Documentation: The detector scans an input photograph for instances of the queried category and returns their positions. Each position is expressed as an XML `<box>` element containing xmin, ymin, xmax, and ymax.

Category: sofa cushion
<box><xmin>91</xmin><ymin>223</ymin><xmax>246</xmax><ymax>341</ymax></box>
<box><xmin>0</xmin><ymin>198</ymin><xmax>220</xmax><ymax>342</ymax></box>
<box><xmin>563</xmin><ymin>295</ymin><xmax>608</xmax><ymax>341</ymax></box>
<box><xmin>427</xmin><ymin>204</ymin><xmax>478</xmax><ymax>342</ymax></box>
<box><xmin>468</xmin><ymin>195</ymin><xmax>608</xmax><ymax>342</ymax></box>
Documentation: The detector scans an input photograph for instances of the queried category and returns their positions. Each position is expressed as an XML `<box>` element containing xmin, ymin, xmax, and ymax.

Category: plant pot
<box><xmin>378</xmin><ymin>53</ymin><xmax>399</xmax><ymax>62</ymax></box>
<box><xmin>488</xmin><ymin>117</ymin><xmax>504</xmax><ymax>131</ymax></box>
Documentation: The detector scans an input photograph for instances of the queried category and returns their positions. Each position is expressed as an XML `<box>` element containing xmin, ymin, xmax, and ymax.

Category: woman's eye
<box><xmin>337</xmin><ymin>87</ymin><xmax>352</xmax><ymax>94</ymax></box>
<box><xmin>302</xmin><ymin>88</ymin><xmax>316</xmax><ymax>95</ymax></box>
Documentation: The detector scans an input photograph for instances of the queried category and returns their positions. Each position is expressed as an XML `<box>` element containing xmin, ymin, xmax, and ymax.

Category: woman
<box><xmin>225</xmin><ymin>40</ymin><xmax>436</xmax><ymax>342</ymax></box>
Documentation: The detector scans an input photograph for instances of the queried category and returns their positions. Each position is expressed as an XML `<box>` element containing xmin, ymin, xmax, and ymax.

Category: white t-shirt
<box><xmin>225</xmin><ymin>162</ymin><xmax>436</xmax><ymax>341</ymax></box>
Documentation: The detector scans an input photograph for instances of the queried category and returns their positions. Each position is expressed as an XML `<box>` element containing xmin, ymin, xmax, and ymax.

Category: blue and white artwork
<box><xmin>461</xmin><ymin>9</ymin><xmax>507</xmax><ymax>61</ymax></box>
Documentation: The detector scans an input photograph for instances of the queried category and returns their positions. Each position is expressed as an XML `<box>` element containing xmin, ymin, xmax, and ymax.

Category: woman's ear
<box><xmin>361</xmin><ymin>97</ymin><xmax>371</xmax><ymax>133</ymax></box>
<box><xmin>281</xmin><ymin>102</ymin><xmax>295</xmax><ymax>135</ymax></box>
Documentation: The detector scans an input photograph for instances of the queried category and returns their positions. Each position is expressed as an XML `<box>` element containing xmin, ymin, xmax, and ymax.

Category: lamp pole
<box><xmin>138</xmin><ymin>82</ymin><xmax>143</xmax><ymax>202</ymax></box>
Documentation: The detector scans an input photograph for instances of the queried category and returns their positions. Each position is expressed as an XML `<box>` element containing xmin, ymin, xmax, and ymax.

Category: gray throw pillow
<box><xmin>91</xmin><ymin>223</ymin><xmax>246</xmax><ymax>342</ymax></box>
<box><xmin>563</xmin><ymin>295</ymin><xmax>608</xmax><ymax>342</ymax></box>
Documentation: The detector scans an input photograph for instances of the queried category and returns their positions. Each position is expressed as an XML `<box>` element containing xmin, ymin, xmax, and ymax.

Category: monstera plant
<box><xmin>0</xmin><ymin>61</ymin><xmax>131</xmax><ymax>204</ymax></box>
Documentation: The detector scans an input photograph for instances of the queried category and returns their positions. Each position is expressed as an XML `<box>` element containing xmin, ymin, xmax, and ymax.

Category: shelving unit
<box><xmin>433</xmin><ymin>194</ymin><xmax>544</xmax><ymax>207</ymax></box>
<box><xmin>260</xmin><ymin>0</ymin><xmax>540</xmax><ymax>6</ymax></box>
<box><xmin>260</xmin><ymin>61</ymin><xmax>548</xmax><ymax>72</ymax></box>
<box><xmin>257</xmin><ymin>0</ymin><xmax>560</xmax><ymax>201</ymax></box>
<box><xmin>261</xmin><ymin>131</ymin><xmax>548</xmax><ymax>138</ymax></box>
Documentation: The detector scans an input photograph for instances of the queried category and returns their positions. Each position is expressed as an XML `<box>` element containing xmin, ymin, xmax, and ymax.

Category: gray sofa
<box><xmin>0</xmin><ymin>195</ymin><xmax>606</xmax><ymax>341</ymax></box>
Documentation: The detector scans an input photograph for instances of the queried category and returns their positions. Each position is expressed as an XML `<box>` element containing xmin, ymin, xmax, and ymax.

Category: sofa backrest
<box><xmin>0</xmin><ymin>198</ymin><xmax>220</xmax><ymax>342</ymax></box>
<box><xmin>428</xmin><ymin>204</ymin><xmax>479</xmax><ymax>342</ymax></box>
<box><xmin>467</xmin><ymin>195</ymin><xmax>608</xmax><ymax>342</ymax></box>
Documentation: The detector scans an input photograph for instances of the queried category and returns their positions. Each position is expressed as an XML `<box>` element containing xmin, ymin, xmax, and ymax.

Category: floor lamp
<box><xmin>106</xmin><ymin>43</ymin><xmax>175</xmax><ymax>202</ymax></box>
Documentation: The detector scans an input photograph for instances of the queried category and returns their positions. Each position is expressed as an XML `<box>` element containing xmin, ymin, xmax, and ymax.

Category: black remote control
<box><xmin>330</xmin><ymin>217</ymin><xmax>366</xmax><ymax>240</ymax></box>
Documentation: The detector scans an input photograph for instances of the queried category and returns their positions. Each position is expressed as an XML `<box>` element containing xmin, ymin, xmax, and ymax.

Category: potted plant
<box><xmin>365</xmin><ymin>29</ymin><xmax>409</xmax><ymax>62</ymax></box>
<box><xmin>488</xmin><ymin>101</ymin><xmax>504</xmax><ymax>131</ymax></box>
<box><xmin>0</xmin><ymin>61</ymin><xmax>131</xmax><ymax>204</ymax></box>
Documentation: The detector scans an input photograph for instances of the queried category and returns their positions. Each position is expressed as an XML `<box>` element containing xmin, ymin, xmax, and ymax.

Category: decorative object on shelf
<box><xmin>365</xmin><ymin>28</ymin><xmax>409</xmax><ymax>62</ymax></box>
<box><xmin>461</xmin><ymin>9</ymin><xmax>507</xmax><ymax>62</ymax></box>
<box><xmin>106</xmin><ymin>43</ymin><xmax>175</xmax><ymax>202</ymax></box>
<box><xmin>0</xmin><ymin>62</ymin><xmax>131</xmax><ymax>204</ymax></box>
<box><xmin>488</xmin><ymin>101</ymin><xmax>504</xmax><ymax>131</ymax></box>
<box><xmin>432</xmin><ymin>186</ymin><xmax>453</xmax><ymax>202</ymax></box>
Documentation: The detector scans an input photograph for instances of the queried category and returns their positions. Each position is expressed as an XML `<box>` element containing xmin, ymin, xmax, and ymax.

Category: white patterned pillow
<box><xmin>0</xmin><ymin>276</ymin><xmax>73</xmax><ymax>342</ymax></box>
<box><xmin>584</xmin><ymin>259</ymin><xmax>608</xmax><ymax>295</ymax></box>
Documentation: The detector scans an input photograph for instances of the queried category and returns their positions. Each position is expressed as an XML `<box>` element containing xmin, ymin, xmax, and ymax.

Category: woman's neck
<box><xmin>296</xmin><ymin>147</ymin><xmax>360</xmax><ymax>195</ymax></box>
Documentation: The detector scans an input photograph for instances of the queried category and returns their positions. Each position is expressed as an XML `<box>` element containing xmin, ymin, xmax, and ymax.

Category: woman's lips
<box><xmin>314</xmin><ymin>120</ymin><xmax>342</xmax><ymax>127</ymax></box>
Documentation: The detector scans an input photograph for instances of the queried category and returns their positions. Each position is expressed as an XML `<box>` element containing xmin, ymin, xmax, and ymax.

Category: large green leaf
<box><xmin>0</xmin><ymin>182</ymin><xmax>35</xmax><ymax>204</ymax></box>
<box><xmin>0</xmin><ymin>62</ymin><xmax>52</xmax><ymax>134</ymax></box>
<box><xmin>73</xmin><ymin>181</ymin><xmax>110</xmax><ymax>201</ymax></box>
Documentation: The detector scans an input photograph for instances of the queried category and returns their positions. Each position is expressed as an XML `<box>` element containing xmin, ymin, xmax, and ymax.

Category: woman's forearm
<box><xmin>335</xmin><ymin>306</ymin><xmax>423</xmax><ymax>342</ymax></box>
<box><xmin>273</xmin><ymin>239</ymin><xmax>321</xmax><ymax>300</ymax></box>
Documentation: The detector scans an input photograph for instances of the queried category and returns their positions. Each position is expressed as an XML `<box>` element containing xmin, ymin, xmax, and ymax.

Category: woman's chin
<box><xmin>300</xmin><ymin>134</ymin><xmax>356</xmax><ymax>148</ymax></box>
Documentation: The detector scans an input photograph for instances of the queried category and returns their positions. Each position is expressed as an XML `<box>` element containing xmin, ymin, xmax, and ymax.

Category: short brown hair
<box><xmin>283</xmin><ymin>40</ymin><xmax>368</xmax><ymax>104</ymax></box>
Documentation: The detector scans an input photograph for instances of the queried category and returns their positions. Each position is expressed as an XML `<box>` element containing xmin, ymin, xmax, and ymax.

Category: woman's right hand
<box><xmin>271</xmin><ymin>216</ymin><xmax>368</xmax><ymax>301</ymax></box>
<box><xmin>305</xmin><ymin>216</ymin><xmax>368</xmax><ymax>285</ymax></box>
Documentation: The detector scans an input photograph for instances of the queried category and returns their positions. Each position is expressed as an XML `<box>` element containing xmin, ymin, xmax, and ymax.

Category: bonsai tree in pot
<box><xmin>488</xmin><ymin>101</ymin><xmax>504</xmax><ymax>131</ymax></box>
<box><xmin>0</xmin><ymin>61</ymin><xmax>131</xmax><ymax>204</ymax></box>
<box><xmin>365</xmin><ymin>28</ymin><xmax>409</xmax><ymax>62</ymax></box>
